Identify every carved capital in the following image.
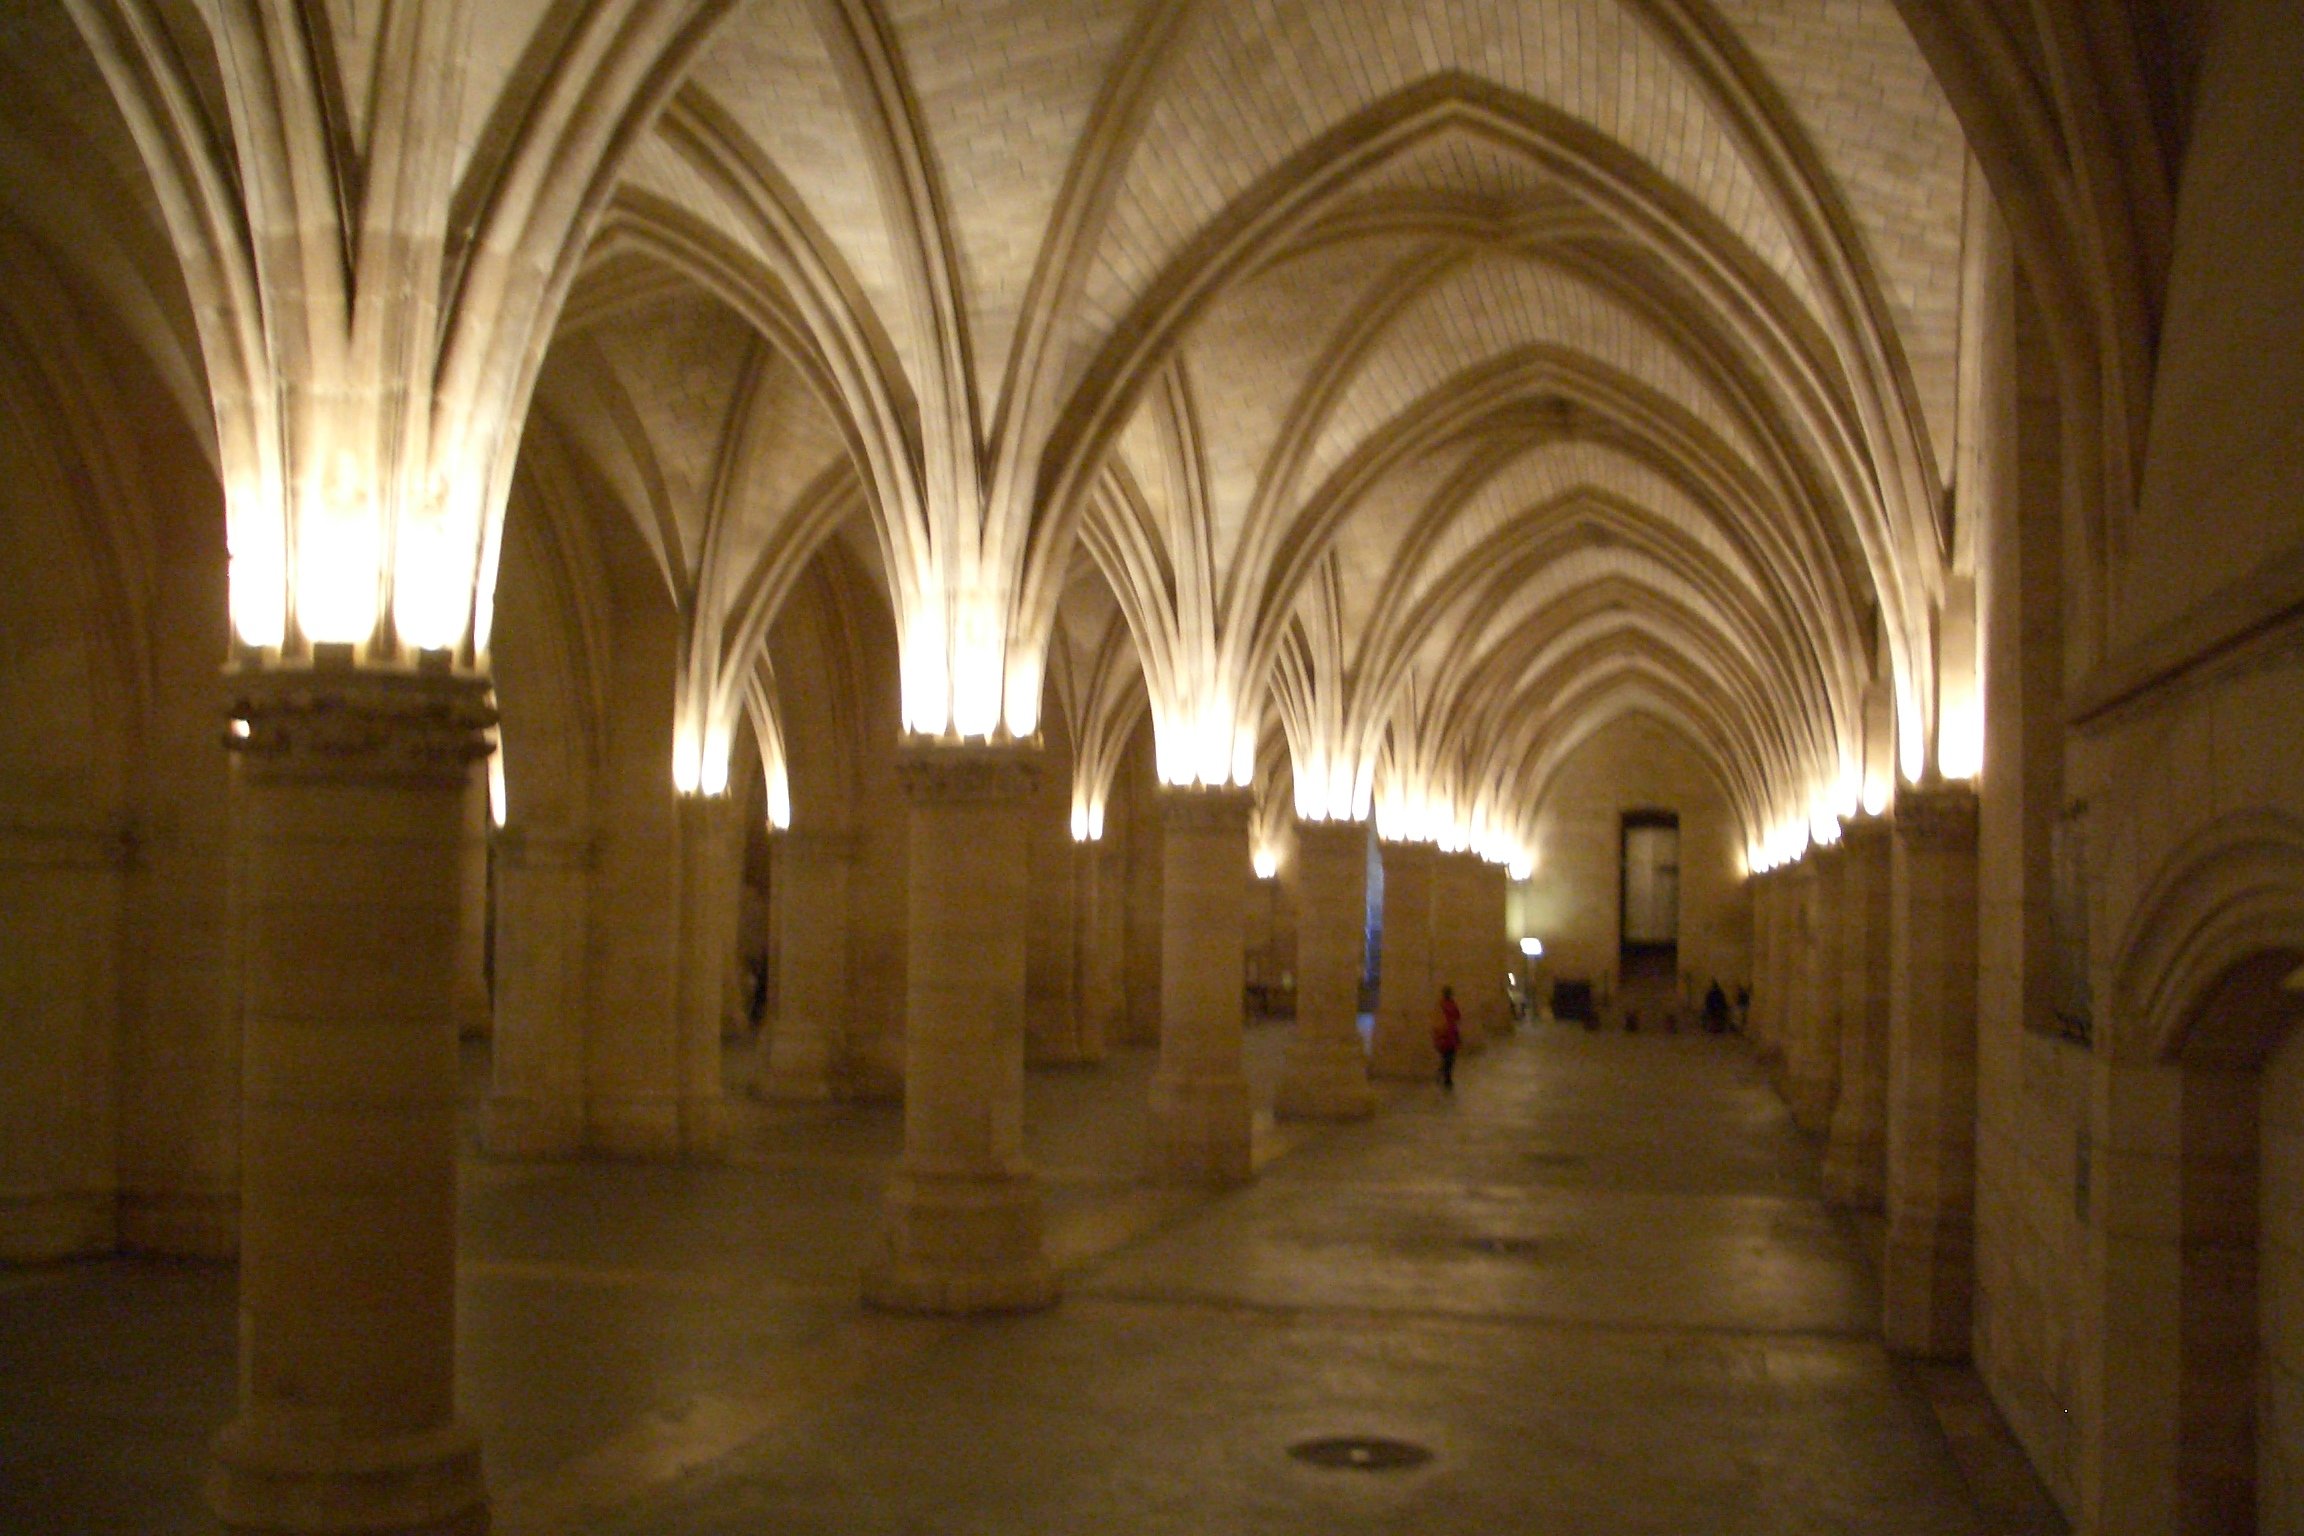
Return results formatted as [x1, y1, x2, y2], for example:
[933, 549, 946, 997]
[1158, 784, 1254, 834]
[894, 739, 1041, 806]
[495, 821, 595, 871]
[776, 827, 862, 863]
[1840, 812, 1892, 853]
[1893, 783, 1979, 853]
[226, 655, 493, 789]
[1378, 838, 1438, 877]
[1294, 818, 1370, 868]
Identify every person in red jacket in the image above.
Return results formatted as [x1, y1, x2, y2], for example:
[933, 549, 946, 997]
[1433, 985, 1463, 1090]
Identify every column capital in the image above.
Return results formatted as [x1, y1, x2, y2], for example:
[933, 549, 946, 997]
[495, 821, 594, 870]
[1840, 812, 1893, 852]
[1893, 783, 1979, 852]
[226, 654, 493, 787]
[1293, 817, 1370, 862]
[894, 739, 1041, 805]
[1377, 837, 1439, 869]
[1157, 783, 1254, 833]
[1809, 839, 1847, 875]
[775, 826, 862, 862]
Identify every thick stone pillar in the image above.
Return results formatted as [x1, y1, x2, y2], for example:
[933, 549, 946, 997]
[1431, 852, 1486, 1052]
[1823, 815, 1892, 1206]
[1785, 848, 1844, 1133]
[1071, 839, 1116, 1062]
[209, 656, 490, 1536]
[1274, 819, 1375, 1120]
[485, 822, 592, 1156]
[754, 829, 854, 1102]
[1479, 861, 1514, 1038]
[1026, 825, 1094, 1066]
[1147, 787, 1255, 1184]
[1883, 782, 1980, 1358]
[671, 795, 736, 1157]
[1370, 840, 1437, 1080]
[451, 774, 491, 1040]
[1748, 871, 1782, 1063]
[865, 742, 1053, 1313]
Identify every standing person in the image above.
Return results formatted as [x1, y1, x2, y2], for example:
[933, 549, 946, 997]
[1433, 985, 1463, 1090]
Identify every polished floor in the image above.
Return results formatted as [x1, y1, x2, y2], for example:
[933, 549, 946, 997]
[0, 1020, 2063, 1534]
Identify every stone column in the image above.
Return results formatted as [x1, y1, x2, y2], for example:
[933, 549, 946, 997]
[865, 741, 1054, 1313]
[754, 829, 854, 1102]
[1431, 852, 1486, 1052]
[1480, 861, 1515, 1038]
[672, 794, 736, 1158]
[209, 654, 490, 1536]
[1370, 840, 1437, 1080]
[1748, 872, 1782, 1063]
[1070, 839, 1115, 1062]
[1883, 782, 1980, 1358]
[1147, 787, 1255, 1184]
[485, 822, 592, 1156]
[1026, 822, 1093, 1066]
[1785, 848, 1845, 1133]
[451, 774, 491, 1040]
[1274, 819, 1375, 1120]
[1823, 815, 1892, 1207]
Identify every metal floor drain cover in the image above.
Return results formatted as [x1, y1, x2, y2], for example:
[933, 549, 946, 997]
[1289, 1436, 1433, 1472]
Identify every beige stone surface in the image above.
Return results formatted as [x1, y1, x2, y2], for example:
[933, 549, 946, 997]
[3, 3, 2301, 1530]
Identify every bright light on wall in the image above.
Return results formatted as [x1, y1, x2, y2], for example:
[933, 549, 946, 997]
[393, 495, 474, 652]
[1861, 771, 1892, 817]
[1938, 703, 1984, 781]
[226, 474, 287, 647]
[1508, 853, 1535, 881]
[1519, 936, 1544, 958]
[1251, 846, 1279, 880]
[766, 757, 792, 830]
[487, 747, 507, 829]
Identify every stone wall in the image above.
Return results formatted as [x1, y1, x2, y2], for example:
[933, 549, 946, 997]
[1522, 712, 1750, 1004]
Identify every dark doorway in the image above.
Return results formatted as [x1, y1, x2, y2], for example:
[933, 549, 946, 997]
[1620, 810, 1680, 986]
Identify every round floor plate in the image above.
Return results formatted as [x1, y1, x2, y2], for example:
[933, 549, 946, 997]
[1288, 1436, 1434, 1472]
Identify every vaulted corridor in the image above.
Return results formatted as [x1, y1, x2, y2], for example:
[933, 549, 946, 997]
[5, 1022, 2058, 1534]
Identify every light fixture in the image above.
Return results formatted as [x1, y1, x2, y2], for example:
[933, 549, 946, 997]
[1519, 936, 1544, 958]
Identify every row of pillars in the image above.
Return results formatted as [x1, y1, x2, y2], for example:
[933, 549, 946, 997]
[1748, 783, 1980, 1359]
[207, 673, 1514, 1534]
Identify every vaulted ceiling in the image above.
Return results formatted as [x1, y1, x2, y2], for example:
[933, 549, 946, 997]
[6, 0, 1998, 868]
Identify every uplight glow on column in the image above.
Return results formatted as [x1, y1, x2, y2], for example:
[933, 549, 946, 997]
[295, 456, 383, 644]
[765, 756, 792, 830]
[393, 496, 476, 653]
[1251, 846, 1280, 880]
[226, 474, 288, 648]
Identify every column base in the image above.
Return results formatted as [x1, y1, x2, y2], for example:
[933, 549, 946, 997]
[1820, 1127, 1886, 1209]
[864, 1167, 1057, 1314]
[0, 1191, 116, 1263]
[1273, 1042, 1375, 1121]
[483, 1093, 582, 1158]
[1883, 1210, 1974, 1358]
[1367, 1015, 1433, 1081]
[753, 1067, 833, 1102]
[117, 1190, 239, 1259]
[752, 1033, 834, 1102]
[1784, 1070, 1838, 1135]
[582, 1096, 725, 1160]
[834, 1038, 905, 1102]
[1146, 1074, 1254, 1184]
[208, 1415, 486, 1536]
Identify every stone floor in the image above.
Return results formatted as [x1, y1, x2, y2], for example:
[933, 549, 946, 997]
[0, 1020, 2064, 1534]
